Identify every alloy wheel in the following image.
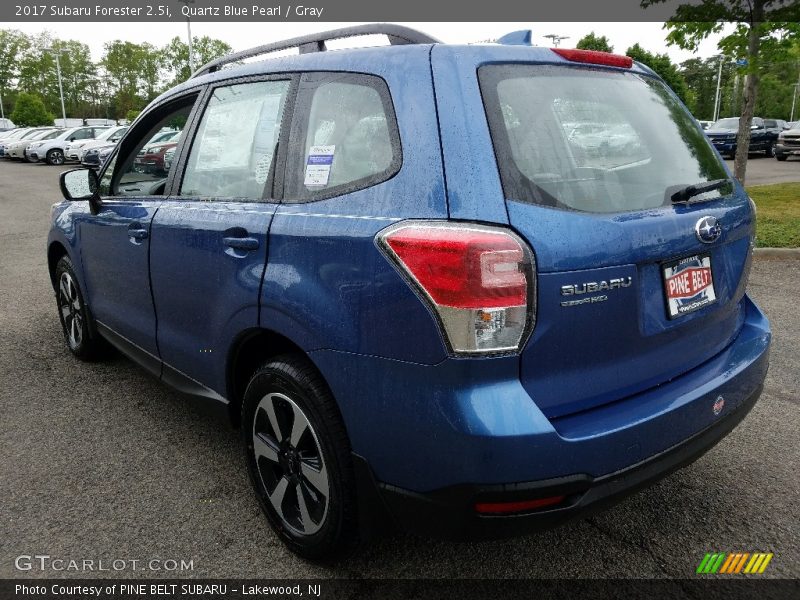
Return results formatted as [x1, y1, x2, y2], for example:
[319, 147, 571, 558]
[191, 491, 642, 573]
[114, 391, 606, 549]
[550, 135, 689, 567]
[252, 392, 329, 536]
[49, 149, 65, 165]
[58, 272, 83, 349]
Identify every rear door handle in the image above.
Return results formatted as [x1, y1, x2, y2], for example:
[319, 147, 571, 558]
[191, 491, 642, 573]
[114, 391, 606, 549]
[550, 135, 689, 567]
[128, 223, 149, 241]
[223, 237, 259, 251]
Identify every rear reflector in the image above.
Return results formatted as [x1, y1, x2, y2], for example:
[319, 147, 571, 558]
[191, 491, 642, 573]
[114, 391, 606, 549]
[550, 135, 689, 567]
[551, 48, 633, 69]
[475, 496, 565, 515]
[377, 222, 535, 355]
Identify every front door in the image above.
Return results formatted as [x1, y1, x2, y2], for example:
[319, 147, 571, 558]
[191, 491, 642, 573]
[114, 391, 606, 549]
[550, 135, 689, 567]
[79, 94, 200, 368]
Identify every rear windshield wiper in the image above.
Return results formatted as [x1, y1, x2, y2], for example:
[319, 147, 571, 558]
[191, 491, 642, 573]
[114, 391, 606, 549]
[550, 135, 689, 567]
[671, 178, 731, 204]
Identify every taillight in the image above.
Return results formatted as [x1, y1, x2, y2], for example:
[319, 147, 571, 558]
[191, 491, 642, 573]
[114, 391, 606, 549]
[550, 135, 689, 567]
[377, 222, 535, 355]
[551, 48, 633, 69]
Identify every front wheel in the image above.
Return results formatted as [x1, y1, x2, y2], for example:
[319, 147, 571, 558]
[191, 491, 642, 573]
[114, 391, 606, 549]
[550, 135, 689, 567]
[47, 148, 65, 165]
[242, 355, 358, 560]
[54, 256, 108, 360]
[775, 153, 788, 162]
[766, 142, 776, 158]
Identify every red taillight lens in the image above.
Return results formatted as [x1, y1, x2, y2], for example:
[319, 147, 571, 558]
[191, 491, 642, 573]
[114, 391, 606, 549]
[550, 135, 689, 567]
[551, 48, 633, 69]
[383, 228, 526, 309]
[475, 495, 565, 515]
[378, 222, 535, 355]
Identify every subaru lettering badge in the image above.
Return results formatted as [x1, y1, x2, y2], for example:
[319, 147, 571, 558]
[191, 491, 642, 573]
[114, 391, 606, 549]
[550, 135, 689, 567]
[695, 216, 722, 244]
[713, 396, 725, 416]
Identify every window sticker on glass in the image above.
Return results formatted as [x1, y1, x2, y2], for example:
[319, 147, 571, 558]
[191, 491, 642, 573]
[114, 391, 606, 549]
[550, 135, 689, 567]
[304, 145, 335, 186]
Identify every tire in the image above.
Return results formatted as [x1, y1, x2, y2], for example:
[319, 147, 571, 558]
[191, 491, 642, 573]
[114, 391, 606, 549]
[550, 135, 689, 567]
[766, 142, 775, 158]
[47, 148, 65, 166]
[776, 153, 788, 162]
[241, 355, 358, 560]
[54, 256, 107, 361]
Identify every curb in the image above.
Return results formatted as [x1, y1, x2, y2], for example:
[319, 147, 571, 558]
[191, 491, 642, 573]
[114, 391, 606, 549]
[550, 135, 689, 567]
[754, 247, 800, 259]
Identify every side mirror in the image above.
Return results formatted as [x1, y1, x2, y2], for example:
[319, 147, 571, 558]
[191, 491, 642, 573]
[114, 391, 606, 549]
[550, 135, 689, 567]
[751, 124, 761, 130]
[60, 168, 99, 203]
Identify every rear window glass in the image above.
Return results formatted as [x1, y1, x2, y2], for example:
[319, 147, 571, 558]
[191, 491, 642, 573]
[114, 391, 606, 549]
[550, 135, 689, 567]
[480, 65, 728, 213]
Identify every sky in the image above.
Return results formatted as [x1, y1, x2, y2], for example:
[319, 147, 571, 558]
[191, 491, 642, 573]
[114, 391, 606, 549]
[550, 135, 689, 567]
[7, 21, 732, 64]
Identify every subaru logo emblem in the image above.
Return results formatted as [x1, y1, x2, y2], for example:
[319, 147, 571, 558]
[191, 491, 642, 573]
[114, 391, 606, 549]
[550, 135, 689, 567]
[712, 396, 725, 416]
[695, 216, 722, 244]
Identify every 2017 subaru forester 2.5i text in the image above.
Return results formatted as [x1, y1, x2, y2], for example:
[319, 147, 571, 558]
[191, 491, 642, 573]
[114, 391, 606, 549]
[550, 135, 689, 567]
[48, 25, 770, 559]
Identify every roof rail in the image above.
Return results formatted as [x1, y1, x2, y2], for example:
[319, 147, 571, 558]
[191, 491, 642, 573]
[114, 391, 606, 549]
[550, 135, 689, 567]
[191, 23, 441, 79]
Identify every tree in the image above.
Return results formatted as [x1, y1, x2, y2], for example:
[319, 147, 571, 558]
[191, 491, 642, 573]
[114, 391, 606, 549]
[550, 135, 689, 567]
[163, 36, 232, 86]
[626, 43, 690, 104]
[642, 0, 800, 184]
[10, 92, 54, 126]
[680, 56, 736, 120]
[0, 29, 30, 115]
[101, 40, 147, 117]
[576, 32, 614, 52]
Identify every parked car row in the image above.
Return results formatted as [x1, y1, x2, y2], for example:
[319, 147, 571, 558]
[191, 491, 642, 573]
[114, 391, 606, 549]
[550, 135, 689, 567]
[704, 117, 795, 160]
[0, 125, 111, 164]
[0, 125, 181, 169]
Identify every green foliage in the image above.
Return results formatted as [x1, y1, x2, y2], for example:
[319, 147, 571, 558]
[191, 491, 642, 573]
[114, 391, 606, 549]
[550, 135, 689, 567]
[10, 92, 54, 126]
[576, 32, 614, 53]
[680, 56, 737, 119]
[0, 29, 232, 120]
[125, 109, 141, 122]
[163, 36, 232, 86]
[626, 43, 690, 104]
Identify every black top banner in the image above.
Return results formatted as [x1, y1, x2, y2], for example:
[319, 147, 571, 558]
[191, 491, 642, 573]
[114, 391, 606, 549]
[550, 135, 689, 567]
[0, 0, 776, 23]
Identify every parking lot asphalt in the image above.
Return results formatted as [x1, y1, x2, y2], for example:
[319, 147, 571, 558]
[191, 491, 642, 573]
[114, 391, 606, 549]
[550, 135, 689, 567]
[724, 154, 800, 186]
[1, 159, 798, 579]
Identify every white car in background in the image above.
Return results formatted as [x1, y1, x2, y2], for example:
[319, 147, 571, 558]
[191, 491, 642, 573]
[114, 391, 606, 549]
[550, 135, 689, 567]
[65, 125, 128, 162]
[28, 125, 108, 165]
[0, 128, 37, 155]
[5, 128, 61, 160]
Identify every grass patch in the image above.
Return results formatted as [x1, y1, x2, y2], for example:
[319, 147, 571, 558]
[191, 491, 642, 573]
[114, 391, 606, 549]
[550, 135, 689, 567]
[745, 182, 800, 248]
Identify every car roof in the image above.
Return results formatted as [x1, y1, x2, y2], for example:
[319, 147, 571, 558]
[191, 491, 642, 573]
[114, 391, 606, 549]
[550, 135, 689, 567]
[148, 26, 654, 109]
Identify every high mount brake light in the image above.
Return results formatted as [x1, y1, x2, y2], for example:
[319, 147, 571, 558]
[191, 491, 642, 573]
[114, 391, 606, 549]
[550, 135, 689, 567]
[377, 222, 535, 355]
[551, 48, 633, 69]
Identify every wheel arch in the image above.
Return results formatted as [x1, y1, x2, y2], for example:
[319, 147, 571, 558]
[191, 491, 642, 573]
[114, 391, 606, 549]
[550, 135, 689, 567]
[226, 328, 333, 429]
[47, 241, 70, 290]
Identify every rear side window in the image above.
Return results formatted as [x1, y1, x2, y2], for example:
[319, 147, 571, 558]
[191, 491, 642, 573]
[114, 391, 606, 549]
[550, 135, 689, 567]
[284, 72, 400, 202]
[180, 80, 290, 200]
[480, 65, 728, 213]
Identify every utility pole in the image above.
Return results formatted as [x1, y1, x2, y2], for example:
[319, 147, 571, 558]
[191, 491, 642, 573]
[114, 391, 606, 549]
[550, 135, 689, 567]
[44, 46, 68, 125]
[178, 0, 196, 75]
[713, 57, 723, 122]
[791, 83, 799, 123]
[0, 87, 5, 121]
[544, 34, 570, 48]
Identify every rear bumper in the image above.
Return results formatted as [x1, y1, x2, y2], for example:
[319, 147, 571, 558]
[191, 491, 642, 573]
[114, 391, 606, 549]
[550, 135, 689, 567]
[377, 381, 762, 540]
[313, 295, 769, 540]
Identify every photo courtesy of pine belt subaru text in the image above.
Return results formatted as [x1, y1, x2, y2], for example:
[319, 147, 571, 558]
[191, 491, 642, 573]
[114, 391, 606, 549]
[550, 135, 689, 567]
[47, 24, 771, 560]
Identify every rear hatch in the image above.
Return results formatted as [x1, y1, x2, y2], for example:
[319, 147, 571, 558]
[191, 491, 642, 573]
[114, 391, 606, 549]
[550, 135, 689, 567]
[478, 58, 754, 419]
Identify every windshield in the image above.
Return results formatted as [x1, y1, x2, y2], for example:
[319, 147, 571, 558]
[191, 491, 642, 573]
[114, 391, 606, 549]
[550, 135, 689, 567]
[42, 129, 65, 140]
[27, 129, 56, 141]
[480, 65, 728, 213]
[97, 126, 124, 140]
[711, 118, 739, 130]
[21, 129, 47, 139]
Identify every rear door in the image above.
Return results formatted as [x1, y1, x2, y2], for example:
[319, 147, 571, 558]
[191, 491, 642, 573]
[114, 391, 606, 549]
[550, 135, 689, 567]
[79, 93, 200, 367]
[148, 76, 295, 397]
[436, 49, 755, 419]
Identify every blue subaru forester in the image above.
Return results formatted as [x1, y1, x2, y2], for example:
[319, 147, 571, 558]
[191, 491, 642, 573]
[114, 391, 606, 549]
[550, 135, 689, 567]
[48, 25, 771, 559]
